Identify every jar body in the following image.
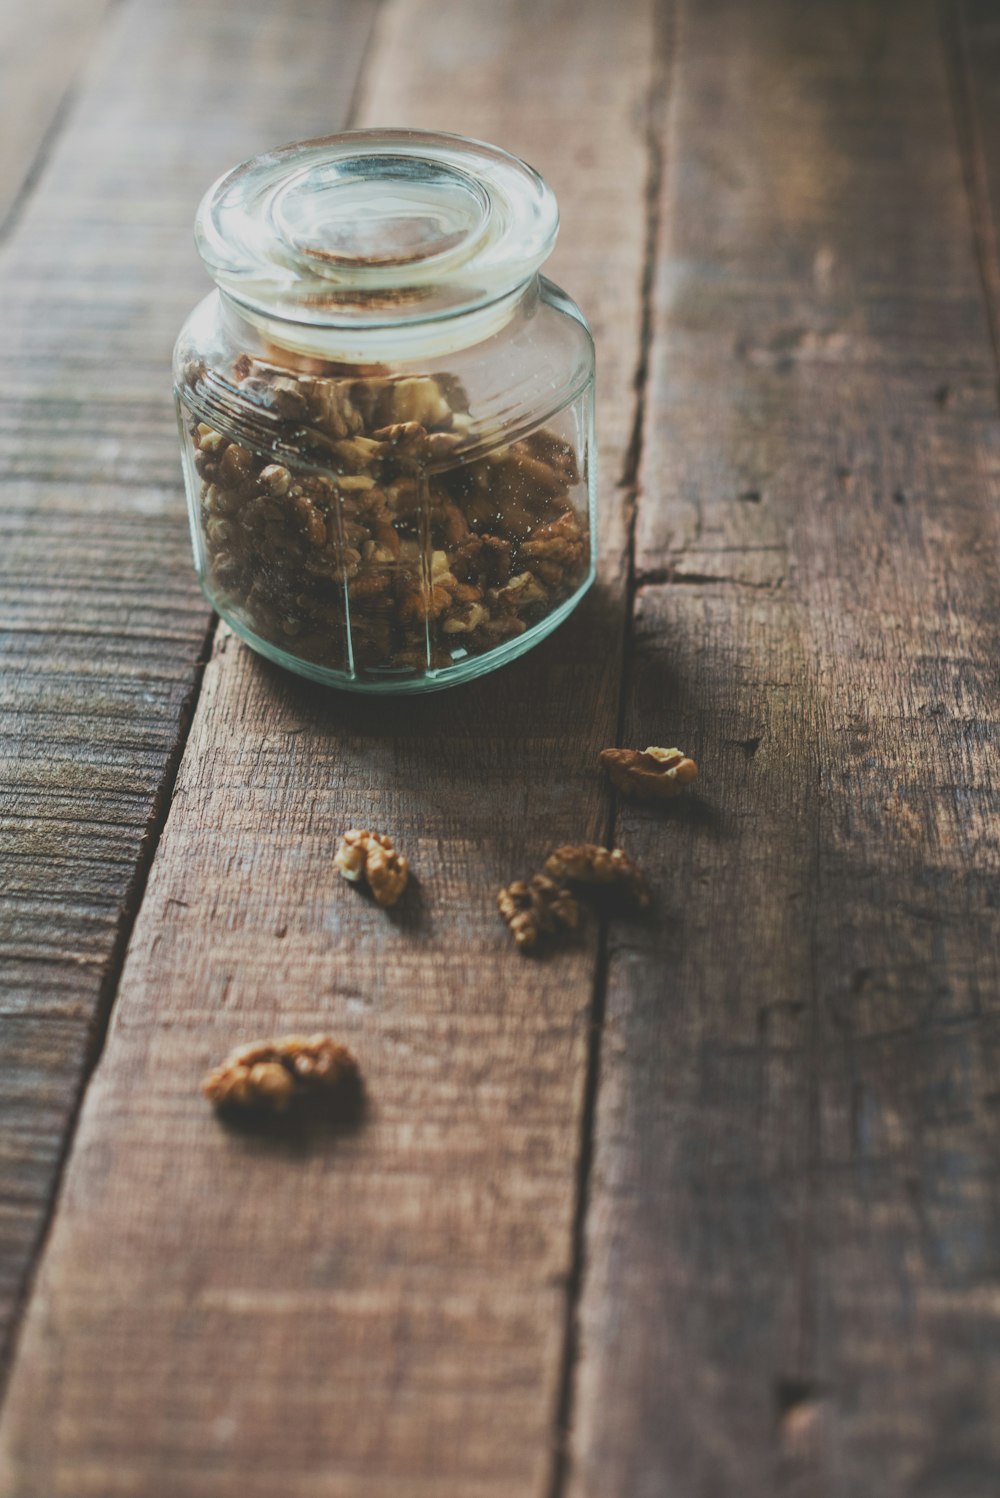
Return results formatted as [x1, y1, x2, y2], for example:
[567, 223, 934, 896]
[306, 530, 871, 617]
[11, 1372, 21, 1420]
[174, 281, 595, 692]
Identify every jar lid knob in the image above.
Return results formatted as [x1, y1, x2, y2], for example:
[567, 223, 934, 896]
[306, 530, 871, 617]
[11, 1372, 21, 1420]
[195, 129, 559, 328]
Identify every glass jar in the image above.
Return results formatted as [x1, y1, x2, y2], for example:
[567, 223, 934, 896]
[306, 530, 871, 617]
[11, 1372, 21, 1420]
[173, 130, 596, 693]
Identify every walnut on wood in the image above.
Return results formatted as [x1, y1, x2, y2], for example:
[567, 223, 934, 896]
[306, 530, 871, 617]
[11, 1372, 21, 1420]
[335, 828, 409, 907]
[202, 1035, 359, 1113]
[600, 745, 698, 801]
[497, 873, 580, 950]
[543, 843, 650, 909]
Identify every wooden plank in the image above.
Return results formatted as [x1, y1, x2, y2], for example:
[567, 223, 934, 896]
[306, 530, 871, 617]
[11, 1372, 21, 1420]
[0, 0, 111, 230]
[0, 1, 656, 1495]
[569, 1, 1000, 1495]
[956, 0, 1000, 335]
[0, 0, 376, 1378]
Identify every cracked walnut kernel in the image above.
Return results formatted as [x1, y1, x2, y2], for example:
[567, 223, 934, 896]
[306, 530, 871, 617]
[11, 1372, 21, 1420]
[543, 843, 650, 909]
[202, 1034, 358, 1113]
[600, 746, 699, 801]
[497, 873, 579, 950]
[336, 828, 409, 907]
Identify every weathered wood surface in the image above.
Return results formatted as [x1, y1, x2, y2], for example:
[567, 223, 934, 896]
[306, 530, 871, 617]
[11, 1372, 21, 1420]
[570, 2, 1000, 1495]
[0, 0, 376, 1378]
[5, 0, 1000, 1493]
[0, 0, 110, 229]
[958, 0, 1000, 332]
[0, 1, 655, 1496]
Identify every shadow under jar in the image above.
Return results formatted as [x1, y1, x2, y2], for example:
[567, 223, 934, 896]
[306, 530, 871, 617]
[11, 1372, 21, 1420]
[173, 130, 596, 692]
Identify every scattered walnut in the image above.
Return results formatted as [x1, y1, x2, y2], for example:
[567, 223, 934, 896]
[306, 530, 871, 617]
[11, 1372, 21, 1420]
[335, 828, 409, 907]
[497, 872, 579, 950]
[600, 746, 699, 801]
[202, 1034, 358, 1113]
[543, 843, 650, 909]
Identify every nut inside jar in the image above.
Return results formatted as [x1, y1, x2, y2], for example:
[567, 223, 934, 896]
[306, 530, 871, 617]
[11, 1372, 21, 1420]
[178, 356, 591, 681]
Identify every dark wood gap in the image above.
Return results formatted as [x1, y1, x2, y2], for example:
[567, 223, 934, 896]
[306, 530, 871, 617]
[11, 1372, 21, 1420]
[0, 0, 118, 239]
[0, 612, 214, 1400]
[945, 0, 1000, 374]
[1, 86, 83, 245]
[546, 3, 677, 1493]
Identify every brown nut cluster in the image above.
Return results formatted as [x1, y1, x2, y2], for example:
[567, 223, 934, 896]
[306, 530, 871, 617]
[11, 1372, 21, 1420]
[181, 357, 589, 676]
[499, 843, 649, 951]
[600, 746, 699, 802]
[202, 1034, 358, 1113]
[335, 828, 409, 907]
[497, 873, 580, 950]
[544, 843, 651, 910]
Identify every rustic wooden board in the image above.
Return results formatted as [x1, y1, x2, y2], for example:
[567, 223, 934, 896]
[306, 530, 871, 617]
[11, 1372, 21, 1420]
[0, 0, 376, 1378]
[569, 2, 1000, 1495]
[0, 1, 655, 1495]
[0, 0, 111, 230]
[957, 0, 1000, 332]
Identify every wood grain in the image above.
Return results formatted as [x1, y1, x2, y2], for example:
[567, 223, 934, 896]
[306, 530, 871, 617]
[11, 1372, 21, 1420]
[956, 0, 1000, 338]
[569, 2, 1000, 1495]
[0, 0, 111, 230]
[0, 1, 656, 1494]
[0, 0, 376, 1378]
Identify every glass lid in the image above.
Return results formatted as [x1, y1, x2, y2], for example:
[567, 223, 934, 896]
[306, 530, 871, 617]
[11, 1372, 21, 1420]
[195, 129, 560, 327]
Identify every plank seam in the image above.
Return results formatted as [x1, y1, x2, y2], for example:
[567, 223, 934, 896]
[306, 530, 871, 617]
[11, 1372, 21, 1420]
[545, 4, 676, 1493]
[0, 0, 125, 248]
[0, 91, 81, 248]
[943, 0, 1000, 382]
[0, 611, 215, 1399]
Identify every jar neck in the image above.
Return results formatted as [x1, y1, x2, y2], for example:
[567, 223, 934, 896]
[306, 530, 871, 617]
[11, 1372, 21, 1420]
[219, 276, 540, 367]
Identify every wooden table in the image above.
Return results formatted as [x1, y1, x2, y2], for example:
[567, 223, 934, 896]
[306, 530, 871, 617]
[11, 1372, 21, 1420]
[2, 1, 999, 1493]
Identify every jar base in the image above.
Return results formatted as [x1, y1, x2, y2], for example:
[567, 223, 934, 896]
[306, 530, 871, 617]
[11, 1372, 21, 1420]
[208, 570, 595, 694]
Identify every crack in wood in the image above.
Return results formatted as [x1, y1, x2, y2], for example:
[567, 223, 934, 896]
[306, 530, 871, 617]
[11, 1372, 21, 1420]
[546, 6, 675, 1496]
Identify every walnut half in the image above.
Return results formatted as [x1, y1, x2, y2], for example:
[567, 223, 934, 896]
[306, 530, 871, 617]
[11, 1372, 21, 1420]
[335, 828, 409, 907]
[600, 746, 698, 802]
[202, 1034, 358, 1113]
[543, 843, 650, 909]
[498, 873, 579, 950]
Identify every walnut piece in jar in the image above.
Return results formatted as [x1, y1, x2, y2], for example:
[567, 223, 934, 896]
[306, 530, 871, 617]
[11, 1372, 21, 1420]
[497, 873, 579, 950]
[335, 828, 409, 907]
[543, 843, 650, 909]
[600, 746, 699, 802]
[202, 1034, 359, 1113]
